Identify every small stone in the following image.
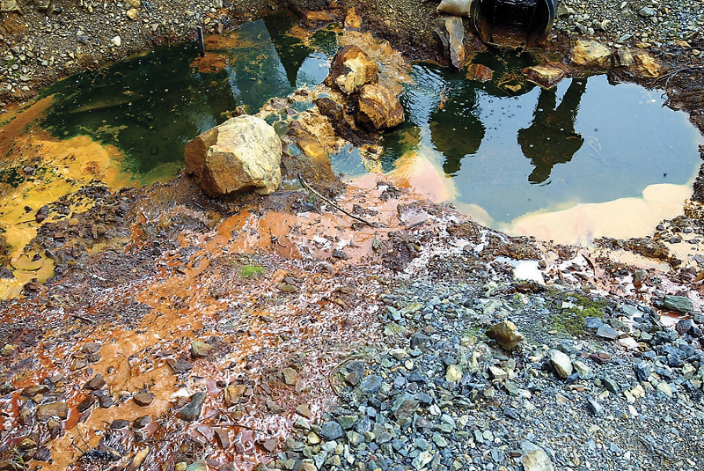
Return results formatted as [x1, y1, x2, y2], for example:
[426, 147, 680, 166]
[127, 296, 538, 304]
[521, 441, 556, 471]
[296, 404, 312, 419]
[81, 342, 101, 354]
[488, 366, 508, 381]
[320, 421, 344, 440]
[133, 415, 151, 429]
[282, 367, 298, 385]
[111, 419, 130, 429]
[360, 375, 383, 394]
[446, 365, 463, 383]
[77, 395, 96, 413]
[126, 7, 138, 19]
[587, 398, 604, 416]
[133, 391, 155, 407]
[111, 36, 122, 47]
[191, 341, 214, 358]
[178, 392, 206, 421]
[486, 321, 524, 350]
[36, 402, 68, 421]
[167, 358, 193, 375]
[661, 295, 693, 314]
[584, 317, 604, 330]
[84, 374, 106, 390]
[266, 400, 283, 414]
[601, 377, 620, 394]
[186, 461, 207, 471]
[214, 428, 230, 449]
[224, 384, 246, 406]
[596, 324, 620, 340]
[549, 350, 573, 379]
[656, 382, 672, 397]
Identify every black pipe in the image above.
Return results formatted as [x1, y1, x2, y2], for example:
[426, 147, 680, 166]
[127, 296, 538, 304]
[196, 26, 206, 57]
[469, 0, 558, 47]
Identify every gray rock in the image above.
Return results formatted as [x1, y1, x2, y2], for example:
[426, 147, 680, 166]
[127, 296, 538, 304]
[596, 324, 620, 340]
[584, 317, 604, 330]
[661, 295, 693, 314]
[178, 392, 206, 421]
[587, 398, 604, 416]
[320, 421, 344, 440]
[360, 375, 383, 394]
[434, 16, 466, 70]
[639, 7, 657, 17]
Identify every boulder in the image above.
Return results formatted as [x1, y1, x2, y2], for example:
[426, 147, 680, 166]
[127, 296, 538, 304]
[486, 321, 524, 350]
[434, 16, 466, 70]
[356, 84, 404, 131]
[185, 115, 282, 197]
[326, 45, 378, 95]
[571, 40, 612, 67]
[523, 66, 565, 89]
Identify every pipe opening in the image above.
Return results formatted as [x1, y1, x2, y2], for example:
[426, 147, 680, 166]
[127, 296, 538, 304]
[471, 0, 557, 48]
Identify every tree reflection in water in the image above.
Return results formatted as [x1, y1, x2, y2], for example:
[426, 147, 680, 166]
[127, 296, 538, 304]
[518, 79, 587, 184]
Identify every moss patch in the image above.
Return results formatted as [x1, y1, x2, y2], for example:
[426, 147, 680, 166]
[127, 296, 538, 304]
[240, 265, 265, 278]
[549, 293, 607, 338]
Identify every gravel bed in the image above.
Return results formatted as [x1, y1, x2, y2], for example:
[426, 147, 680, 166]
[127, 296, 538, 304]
[278, 275, 704, 471]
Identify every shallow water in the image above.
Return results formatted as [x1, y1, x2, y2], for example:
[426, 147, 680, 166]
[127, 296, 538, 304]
[39, 13, 332, 183]
[378, 53, 704, 227]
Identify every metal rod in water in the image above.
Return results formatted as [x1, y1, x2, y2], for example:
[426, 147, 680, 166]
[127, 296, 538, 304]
[196, 26, 206, 57]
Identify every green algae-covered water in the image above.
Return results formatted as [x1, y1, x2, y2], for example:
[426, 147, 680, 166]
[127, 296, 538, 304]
[40, 13, 334, 182]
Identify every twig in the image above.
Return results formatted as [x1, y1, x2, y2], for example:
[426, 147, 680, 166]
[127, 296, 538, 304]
[69, 313, 96, 324]
[656, 66, 704, 86]
[407, 219, 427, 229]
[298, 174, 376, 228]
[328, 354, 364, 398]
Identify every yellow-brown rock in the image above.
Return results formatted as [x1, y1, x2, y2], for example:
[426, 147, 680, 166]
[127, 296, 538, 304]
[571, 39, 612, 67]
[523, 66, 565, 89]
[326, 45, 378, 95]
[633, 52, 662, 78]
[356, 84, 404, 131]
[185, 115, 282, 197]
[345, 7, 362, 29]
[486, 321, 524, 350]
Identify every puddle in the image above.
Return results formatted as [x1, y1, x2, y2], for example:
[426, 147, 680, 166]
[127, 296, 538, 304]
[37, 12, 333, 183]
[375, 52, 704, 242]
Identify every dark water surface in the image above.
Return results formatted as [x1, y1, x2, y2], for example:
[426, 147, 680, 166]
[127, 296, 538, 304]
[40, 13, 333, 182]
[37, 16, 702, 225]
[379, 53, 703, 223]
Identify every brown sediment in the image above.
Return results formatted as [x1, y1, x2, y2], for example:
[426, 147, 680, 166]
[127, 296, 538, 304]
[388, 151, 457, 203]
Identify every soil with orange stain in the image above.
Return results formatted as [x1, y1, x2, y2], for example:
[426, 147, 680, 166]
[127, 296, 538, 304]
[0, 172, 480, 470]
